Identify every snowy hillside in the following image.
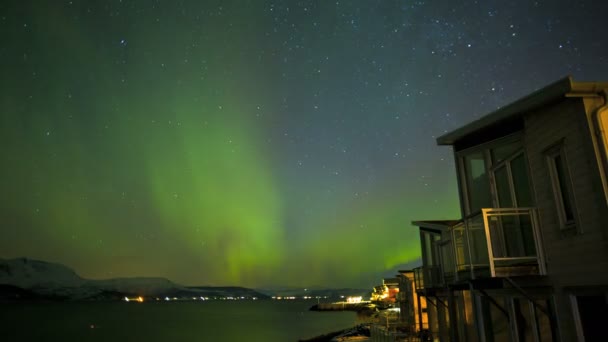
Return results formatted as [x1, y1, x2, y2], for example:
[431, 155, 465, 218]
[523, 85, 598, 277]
[0, 257, 85, 288]
[0, 258, 268, 301]
[0, 258, 182, 299]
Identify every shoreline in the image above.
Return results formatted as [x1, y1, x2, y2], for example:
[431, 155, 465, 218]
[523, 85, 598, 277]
[309, 302, 376, 314]
[298, 324, 371, 342]
[301, 304, 376, 341]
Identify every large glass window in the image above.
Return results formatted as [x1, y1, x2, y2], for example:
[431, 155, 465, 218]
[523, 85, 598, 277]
[488, 149, 536, 258]
[461, 138, 531, 214]
[492, 140, 520, 164]
[490, 139, 532, 209]
[494, 166, 513, 207]
[421, 231, 441, 267]
[510, 153, 533, 207]
[463, 152, 492, 213]
[439, 240, 455, 279]
[423, 232, 434, 266]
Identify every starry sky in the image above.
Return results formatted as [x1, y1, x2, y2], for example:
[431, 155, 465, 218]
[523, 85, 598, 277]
[1, 0, 608, 288]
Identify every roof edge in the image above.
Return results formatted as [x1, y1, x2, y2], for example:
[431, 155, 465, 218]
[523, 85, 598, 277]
[411, 220, 459, 231]
[436, 76, 575, 146]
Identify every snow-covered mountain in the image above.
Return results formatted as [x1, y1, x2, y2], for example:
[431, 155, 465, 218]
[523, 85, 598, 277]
[0, 257, 181, 300]
[0, 257, 85, 288]
[0, 258, 267, 301]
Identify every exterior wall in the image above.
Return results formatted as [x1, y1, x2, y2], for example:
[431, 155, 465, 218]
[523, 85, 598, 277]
[475, 289, 555, 342]
[582, 96, 608, 240]
[422, 83, 608, 341]
[524, 97, 608, 340]
[524, 97, 608, 284]
[398, 272, 429, 334]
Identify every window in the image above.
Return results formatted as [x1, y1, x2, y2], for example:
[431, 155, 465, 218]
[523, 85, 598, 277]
[421, 231, 441, 266]
[491, 140, 521, 164]
[458, 135, 529, 215]
[545, 143, 577, 230]
[491, 151, 533, 208]
[462, 151, 492, 213]
[572, 293, 608, 342]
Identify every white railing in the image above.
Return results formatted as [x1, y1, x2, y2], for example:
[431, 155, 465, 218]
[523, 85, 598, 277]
[447, 208, 545, 280]
[482, 208, 546, 277]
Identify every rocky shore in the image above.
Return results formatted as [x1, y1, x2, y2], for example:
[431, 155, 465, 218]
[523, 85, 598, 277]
[309, 302, 376, 314]
[300, 303, 377, 341]
[298, 324, 370, 342]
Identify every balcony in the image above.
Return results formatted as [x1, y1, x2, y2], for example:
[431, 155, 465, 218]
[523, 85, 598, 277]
[413, 266, 444, 291]
[447, 208, 546, 281]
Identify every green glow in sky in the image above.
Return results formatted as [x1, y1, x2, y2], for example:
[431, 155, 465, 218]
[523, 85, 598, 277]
[144, 102, 285, 285]
[0, 1, 463, 288]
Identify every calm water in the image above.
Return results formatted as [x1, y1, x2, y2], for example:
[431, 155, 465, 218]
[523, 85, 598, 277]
[0, 300, 357, 341]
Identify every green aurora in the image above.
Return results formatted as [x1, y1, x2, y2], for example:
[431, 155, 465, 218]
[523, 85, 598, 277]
[0, 1, 464, 287]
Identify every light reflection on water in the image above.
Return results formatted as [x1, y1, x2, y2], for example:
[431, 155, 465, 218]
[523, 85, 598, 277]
[0, 300, 357, 341]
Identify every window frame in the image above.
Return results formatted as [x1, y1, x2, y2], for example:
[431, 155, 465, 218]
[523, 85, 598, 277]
[544, 141, 578, 231]
[456, 134, 526, 215]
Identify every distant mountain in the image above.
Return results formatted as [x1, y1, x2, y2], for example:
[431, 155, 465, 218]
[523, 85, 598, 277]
[0, 257, 268, 301]
[0, 257, 85, 288]
[186, 286, 268, 299]
[87, 277, 179, 296]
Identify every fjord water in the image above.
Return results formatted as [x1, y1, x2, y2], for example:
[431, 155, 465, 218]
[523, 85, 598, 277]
[0, 300, 356, 341]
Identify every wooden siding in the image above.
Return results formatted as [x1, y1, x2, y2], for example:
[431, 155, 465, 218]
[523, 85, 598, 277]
[524, 97, 608, 287]
[517, 97, 608, 341]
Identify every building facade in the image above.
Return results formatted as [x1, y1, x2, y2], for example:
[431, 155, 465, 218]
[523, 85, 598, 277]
[397, 270, 428, 334]
[412, 77, 608, 341]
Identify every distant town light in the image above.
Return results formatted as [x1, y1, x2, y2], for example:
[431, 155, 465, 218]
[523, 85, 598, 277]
[346, 296, 363, 303]
[125, 296, 144, 303]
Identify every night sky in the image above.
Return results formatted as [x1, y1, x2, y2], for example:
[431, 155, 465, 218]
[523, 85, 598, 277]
[1, 1, 608, 288]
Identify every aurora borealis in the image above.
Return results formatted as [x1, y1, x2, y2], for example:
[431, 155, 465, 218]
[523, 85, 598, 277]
[2, 1, 608, 288]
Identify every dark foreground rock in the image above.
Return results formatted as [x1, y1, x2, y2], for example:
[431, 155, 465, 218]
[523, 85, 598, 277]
[299, 324, 370, 342]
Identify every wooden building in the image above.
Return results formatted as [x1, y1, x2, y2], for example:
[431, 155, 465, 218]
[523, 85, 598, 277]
[411, 77, 608, 341]
[397, 270, 429, 334]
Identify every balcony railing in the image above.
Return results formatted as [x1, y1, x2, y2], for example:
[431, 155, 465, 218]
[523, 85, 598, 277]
[483, 208, 546, 277]
[413, 266, 444, 291]
[449, 208, 546, 281]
